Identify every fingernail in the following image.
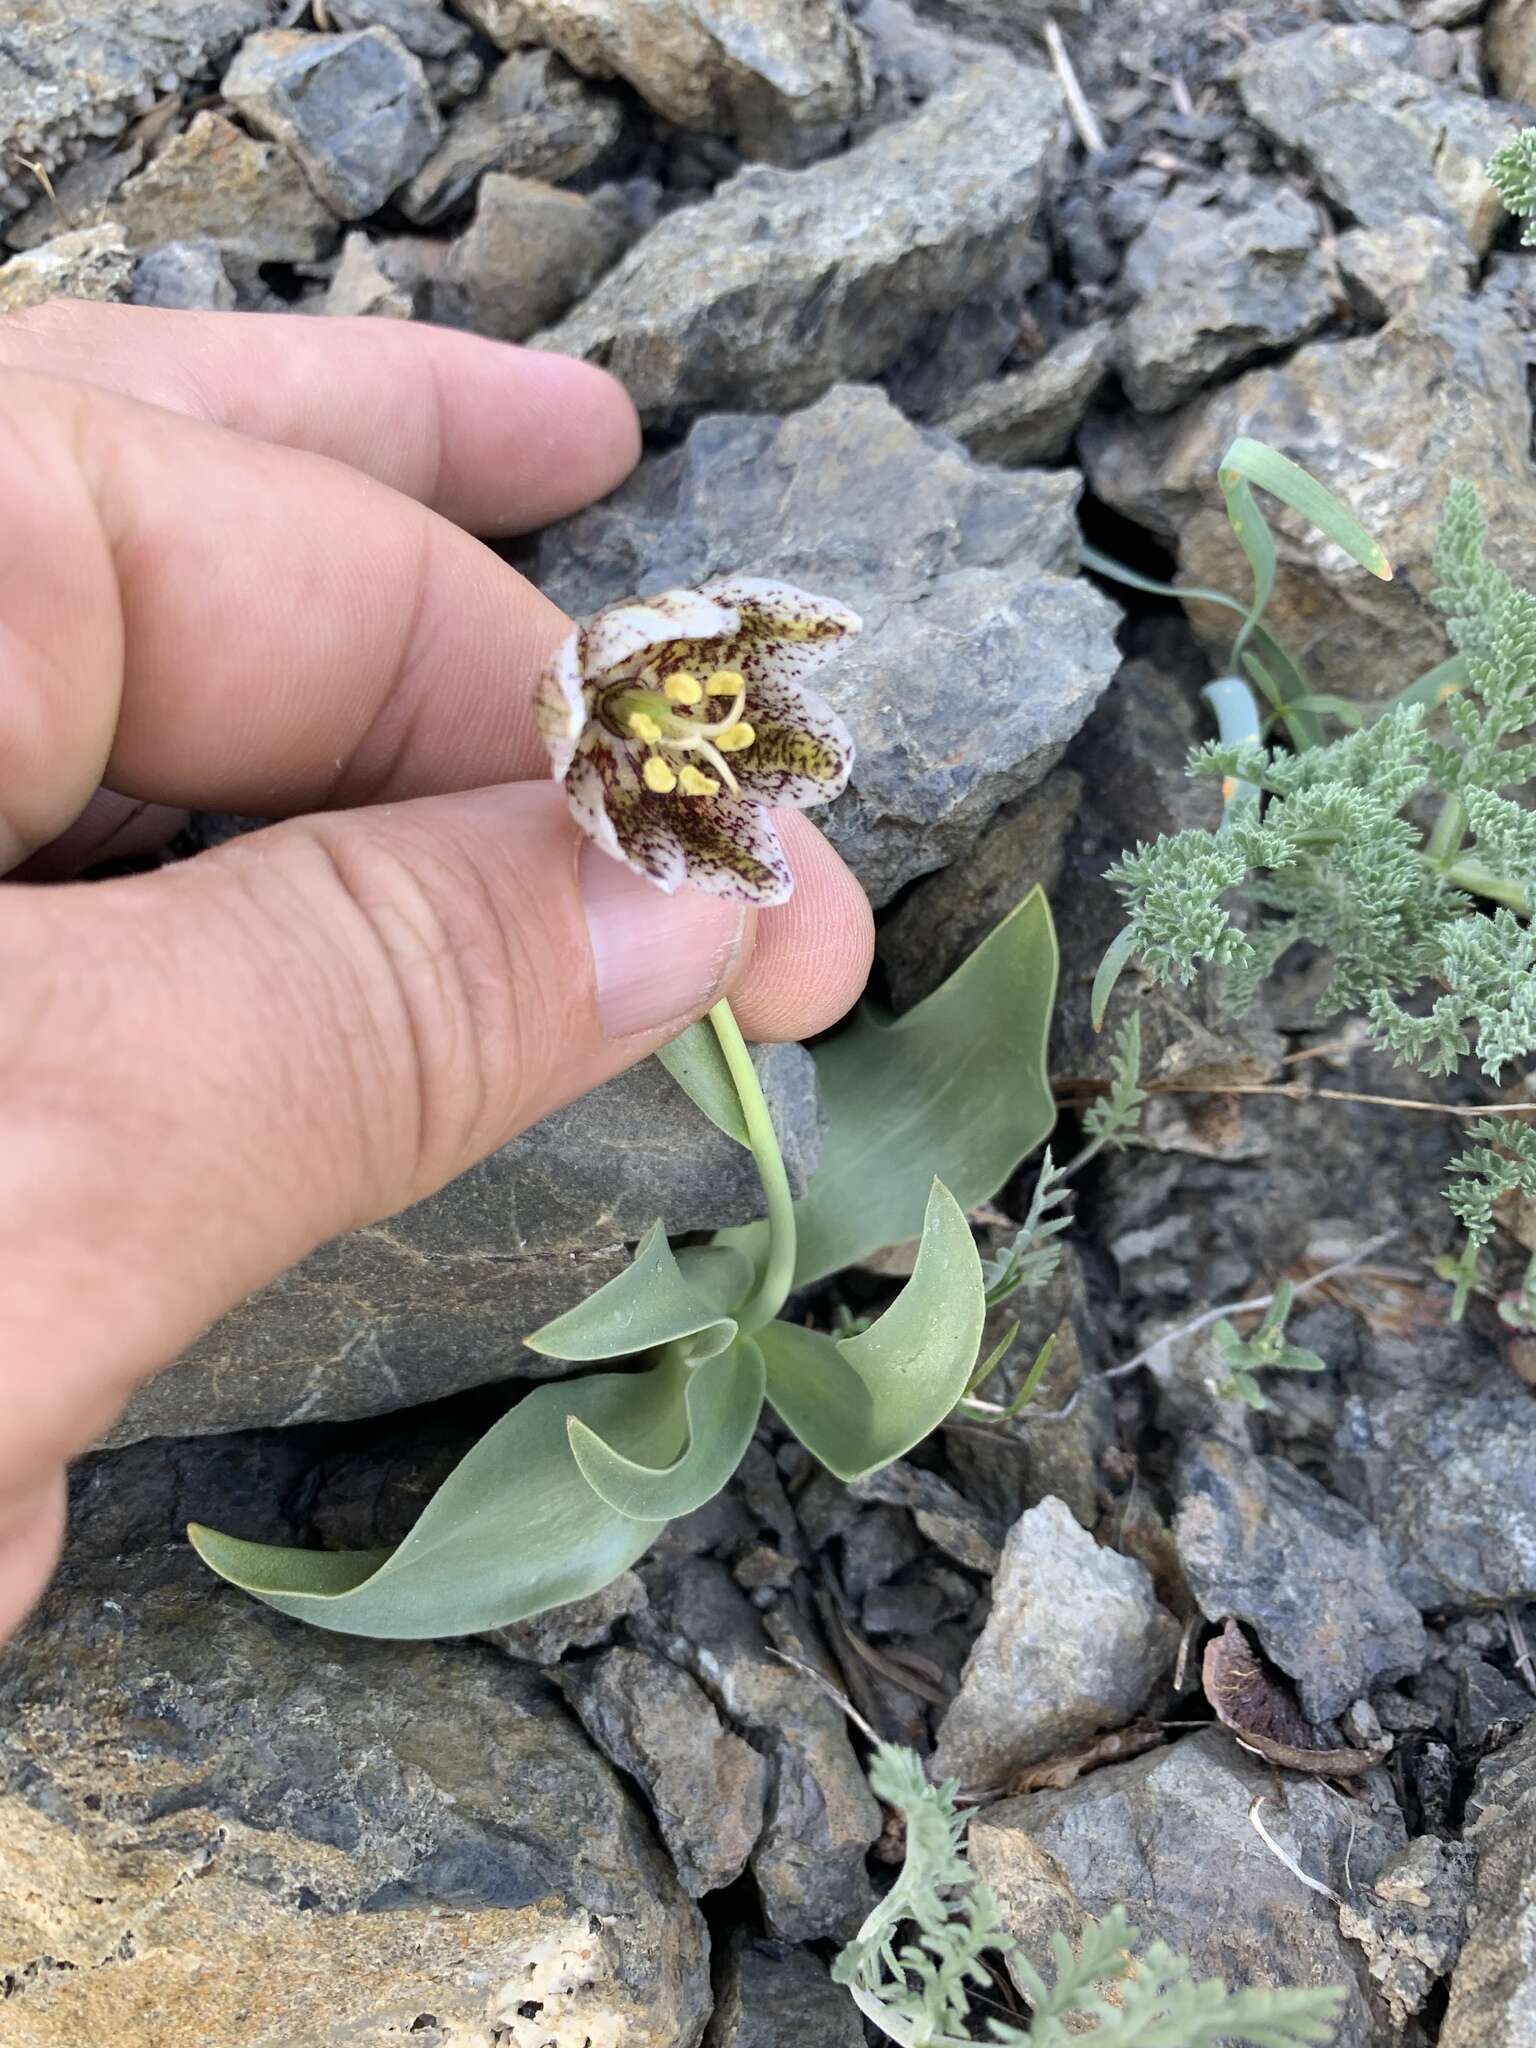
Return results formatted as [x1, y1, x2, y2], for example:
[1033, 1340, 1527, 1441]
[581, 842, 746, 1037]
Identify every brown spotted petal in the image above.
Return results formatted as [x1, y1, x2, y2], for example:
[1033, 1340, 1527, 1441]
[727, 667, 854, 810]
[533, 626, 590, 782]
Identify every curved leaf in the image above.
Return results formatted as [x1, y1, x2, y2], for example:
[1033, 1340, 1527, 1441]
[1219, 436, 1393, 581]
[761, 1181, 984, 1480]
[1201, 674, 1264, 819]
[675, 1243, 757, 1318]
[189, 1367, 673, 1638]
[569, 1338, 766, 1519]
[725, 888, 1057, 1287]
[654, 1019, 750, 1146]
[525, 1220, 737, 1361]
[1091, 924, 1140, 1033]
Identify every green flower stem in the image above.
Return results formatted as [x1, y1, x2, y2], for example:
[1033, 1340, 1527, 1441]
[708, 998, 796, 1331]
[1427, 793, 1466, 865]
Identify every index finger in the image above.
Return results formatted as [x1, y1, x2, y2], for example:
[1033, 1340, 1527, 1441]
[0, 302, 640, 536]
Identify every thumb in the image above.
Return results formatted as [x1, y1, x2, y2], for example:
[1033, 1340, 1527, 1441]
[0, 780, 746, 1477]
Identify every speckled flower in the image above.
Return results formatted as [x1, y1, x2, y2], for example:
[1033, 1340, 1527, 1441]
[535, 576, 859, 907]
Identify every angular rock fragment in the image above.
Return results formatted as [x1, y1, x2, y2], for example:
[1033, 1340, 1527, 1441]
[1487, 0, 1536, 104]
[323, 0, 475, 62]
[635, 1556, 880, 1941]
[1340, 1835, 1474, 2025]
[1439, 1717, 1536, 2046]
[932, 1496, 1177, 1789]
[0, 224, 133, 312]
[936, 324, 1112, 465]
[322, 228, 419, 316]
[1335, 1392, 1536, 1609]
[1176, 1436, 1426, 1722]
[434, 170, 623, 340]
[479, 0, 870, 162]
[969, 1727, 1404, 2048]
[108, 1044, 822, 1441]
[223, 26, 442, 219]
[131, 236, 237, 310]
[564, 1647, 769, 1896]
[536, 60, 1061, 424]
[111, 111, 338, 262]
[0, 0, 275, 218]
[535, 383, 1120, 905]
[403, 47, 624, 223]
[0, 1547, 712, 2048]
[1236, 24, 1514, 252]
[1119, 188, 1338, 413]
[707, 1929, 865, 2048]
[484, 1569, 646, 1664]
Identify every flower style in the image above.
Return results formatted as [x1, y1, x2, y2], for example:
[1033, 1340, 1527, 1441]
[535, 576, 859, 906]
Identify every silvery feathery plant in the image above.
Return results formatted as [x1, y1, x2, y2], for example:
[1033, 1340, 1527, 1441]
[834, 1746, 1344, 2047]
[1089, 427, 1536, 1321]
[191, 578, 1063, 1635]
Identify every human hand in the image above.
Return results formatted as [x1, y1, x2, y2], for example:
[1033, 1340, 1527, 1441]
[0, 304, 874, 1644]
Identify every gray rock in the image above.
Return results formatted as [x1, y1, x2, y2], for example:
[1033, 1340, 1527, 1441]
[1334, 213, 1472, 321]
[484, 1568, 646, 1663]
[1456, 1656, 1536, 1752]
[841, 1506, 924, 1602]
[969, 1727, 1405, 2048]
[932, 1496, 1177, 1789]
[1338, 1835, 1475, 2025]
[1081, 272, 1536, 702]
[108, 1043, 823, 1442]
[564, 1646, 769, 1896]
[322, 0, 474, 62]
[403, 48, 624, 223]
[1176, 1436, 1427, 1722]
[1119, 189, 1339, 413]
[223, 27, 442, 220]
[0, 223, 133, 312]
[0, 0, 275, 219]
[484, 0, 870, 163]
[111, 111, 338, 263]
[1440, 1716, 1536, 2046]
[1336, 1392, 1536, 1609]
[706, 1930, 864, 2048]
[0, 1545, 711, 2048]
[131, 236, 237, 310]
[634, 1556, 880, 1940]
[535, 383, 1120, 906]
[848, 1459, 1002, 1573]
[1487, 0, 1536, 103]
[936, 324, 1113, 465]
[535, 59, 1062, 427]
[1235, 24, 1514, 253]
[434, 170, 623, 340]
[879, 771, 1081, 1010]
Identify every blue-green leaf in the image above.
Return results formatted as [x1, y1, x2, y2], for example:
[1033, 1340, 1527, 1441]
[1202, 674, 1264, 819]
[1219, 437, 1394, 581]
[724, 888, 1057, 1287]
[525, 1220, 738, 1361]
[189, 1367, 673, 1638]
[1390, 651, 1467, 713]
[761, 1181, 984, 1480]
[654, 1019, 750, 1146]
[568, 1338, 765, 1519]
[1091, 924, 1139, 1033]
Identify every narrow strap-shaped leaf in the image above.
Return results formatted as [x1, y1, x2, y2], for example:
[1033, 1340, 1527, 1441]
[1219, 437, 1393, 581]
[1390, 650, 1467, 713]
[1091, 924, 1140, 1033]
[1201, 675, 1264, 820]
[568, 1339, 766, 1519]
[189, 1366, 673, 1638]
[1218, 469, 1277, 663]
[525, 1220, 738, 1361]
[761, 1181, 984, 1481]
[654, 1019, 749, 1146]
[1078, 544, 1248, 616]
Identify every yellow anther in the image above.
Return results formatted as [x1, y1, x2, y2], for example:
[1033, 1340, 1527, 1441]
[643, 755, 678, 793]
[716, 722, 755, 752]
[705, 669, 745, 697]
[663, 671, 703, 705]
[677, 764, 720, 797]
[628, 710, 663, 743]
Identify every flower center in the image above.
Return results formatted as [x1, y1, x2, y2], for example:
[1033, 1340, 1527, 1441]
[602, 668, 756, 797]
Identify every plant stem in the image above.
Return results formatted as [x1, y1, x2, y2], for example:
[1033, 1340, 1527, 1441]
[1427, 792, 1466, 865]
[708, 998, 796, 1332]
[1444, 857, 1531, 914]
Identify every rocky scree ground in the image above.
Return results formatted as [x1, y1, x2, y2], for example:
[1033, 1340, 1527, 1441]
[3, 2, 1536, 2044]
